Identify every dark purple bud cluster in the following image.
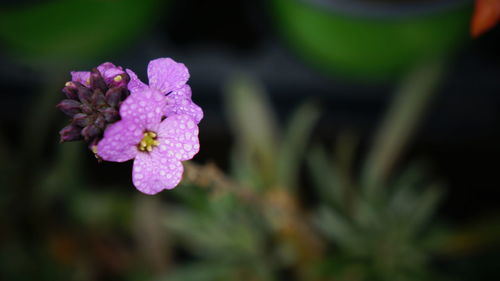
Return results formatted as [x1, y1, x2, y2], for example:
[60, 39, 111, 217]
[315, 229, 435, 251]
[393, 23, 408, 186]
[57, 68, 130, 149]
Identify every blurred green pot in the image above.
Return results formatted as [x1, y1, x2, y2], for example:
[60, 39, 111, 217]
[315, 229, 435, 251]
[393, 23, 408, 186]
[270, 0, 472, 81]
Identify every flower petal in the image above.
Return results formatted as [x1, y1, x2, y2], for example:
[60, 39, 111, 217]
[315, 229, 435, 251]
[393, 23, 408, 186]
[119, 88, 165, 129]
[96, 119, 143, 162]
[132, 151, 184, 194]
[71, 71, 90, 86]
[126, 69, 148, 94]
[157, 114, 200, 161]
[97, 62, 124, 83]
[164, 85, 204, 124]
[147, 58, 189, 94]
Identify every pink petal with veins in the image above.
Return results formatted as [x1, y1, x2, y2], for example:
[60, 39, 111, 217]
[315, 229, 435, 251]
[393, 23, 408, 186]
[119, 88, 165, 130]
[132, 151, 184, 194]
[157, 114, 200, 161]
[164, 85, 203, 124]
[97, 62, 124, 83]
[147, 58, 189, 94]
[126, 69, 149, 94]
[70, 71, 90, 85]
[96, 119, 143, 162]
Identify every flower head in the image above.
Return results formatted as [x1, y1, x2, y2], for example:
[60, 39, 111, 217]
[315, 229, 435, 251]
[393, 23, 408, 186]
[57, 58, 202, 194]
[96, 89, 200, 194]
[126, 58, 203, 124]
[57, 63, 130, 149]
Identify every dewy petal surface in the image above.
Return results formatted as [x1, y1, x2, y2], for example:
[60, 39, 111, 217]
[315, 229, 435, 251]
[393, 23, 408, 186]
[71, 71, 90, 86]
[133, 152, 184, 194]
[71, 63, 123, 87]
[119, 88, 165, 129]
[157, 114, 200, 161]
[97, 62, 124, 83]
[126, 69, 148, 94]
[164, 85, 203, 124]
[96, 119, 144, 162]
[147, 58, 189, 94]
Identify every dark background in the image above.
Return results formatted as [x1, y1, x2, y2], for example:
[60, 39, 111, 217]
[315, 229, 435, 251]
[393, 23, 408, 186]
[2, 0, 499, 220]
[1, 0, 500, 280]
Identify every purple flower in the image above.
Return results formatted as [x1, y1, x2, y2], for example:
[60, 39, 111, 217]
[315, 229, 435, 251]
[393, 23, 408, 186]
[57, 58, 202, 194]
[126, 58, 203, 124]
[96, 89, 200, 194]
[71, 62, 127, 87]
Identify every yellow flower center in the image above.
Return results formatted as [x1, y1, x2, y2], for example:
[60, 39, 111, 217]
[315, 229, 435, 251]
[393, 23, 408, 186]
[113, 75, 123, 82]
[138, 131, 159, 152]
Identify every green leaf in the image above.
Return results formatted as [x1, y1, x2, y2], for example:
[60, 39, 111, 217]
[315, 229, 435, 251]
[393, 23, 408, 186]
[386, 165, 443, 233]
[362, 60, 445, 194]
[276, 102, 319, 189]
[407, 183, 444, 233]
[224, 74, 279, 187]
[307, 145, 343, 209]
[159, 263, 233, 281]
[160, 261, 274, 281]
[387, 165, 427, 218]
[315, 206, 364, 255]
[164, 196, 265, 261]
[229, 143, 265, 188]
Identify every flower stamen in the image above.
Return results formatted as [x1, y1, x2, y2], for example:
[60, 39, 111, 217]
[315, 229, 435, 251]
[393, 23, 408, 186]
[138, 131, 159, 152]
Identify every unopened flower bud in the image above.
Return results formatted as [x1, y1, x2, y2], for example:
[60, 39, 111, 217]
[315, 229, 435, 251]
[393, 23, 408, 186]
[57, 99, 81, 117]
[72, 113, 89, 127]
[59, 124, 82, 142]
[58, 62, 132, 153]
[101, 107, 119, 123]
[90, 68, 107, 92]
[109, 72, 130, 88]
[105, 87, 125, 107]
[81, 103, 93, 115]
[92, 89, 106, 108]
[62, 82, 79, 100]
[94, 115, 106, 129]
[81, 124, 101, 141]
[77, 85, 93, 105]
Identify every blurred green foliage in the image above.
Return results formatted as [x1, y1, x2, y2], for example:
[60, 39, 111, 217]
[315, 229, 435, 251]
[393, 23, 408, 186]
[159, 71, 447, 281]
[0, 0, 162, 65]
[0, 28, 498, 280]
